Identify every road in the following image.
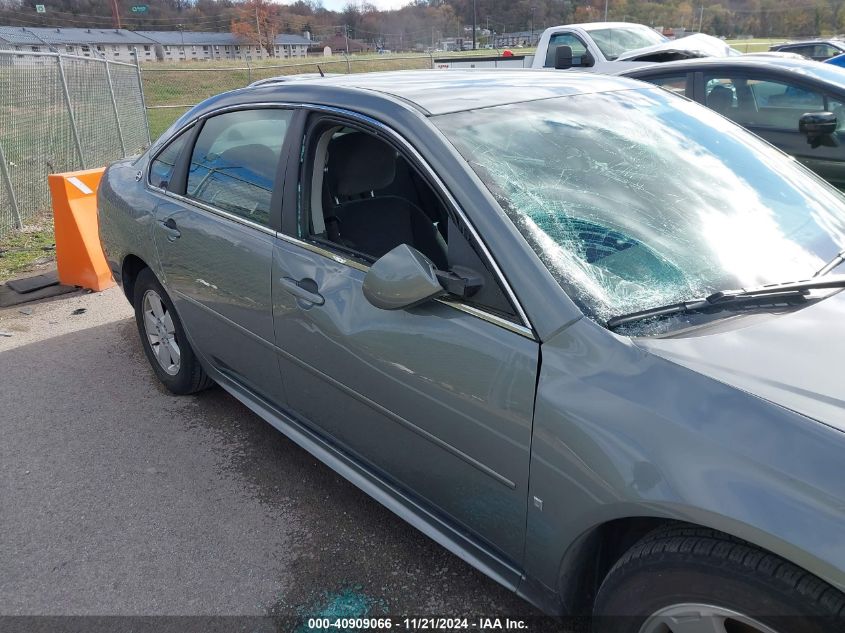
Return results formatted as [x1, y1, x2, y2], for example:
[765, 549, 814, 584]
[0, 287, 549, 625]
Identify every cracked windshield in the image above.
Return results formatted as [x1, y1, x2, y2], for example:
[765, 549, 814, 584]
[435, 88, 845, 331]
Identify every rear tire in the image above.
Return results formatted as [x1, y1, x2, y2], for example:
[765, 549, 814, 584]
[133, 268, 213, 395]
[592, 524, 845, 633]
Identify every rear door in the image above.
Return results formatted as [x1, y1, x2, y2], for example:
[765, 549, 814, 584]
[151, 107, 295, 403]
[700, 71, 845, 188]
[271, 113, 540, 567]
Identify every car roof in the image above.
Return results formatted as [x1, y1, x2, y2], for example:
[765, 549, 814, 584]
[553, 21, 655, 32]
[773, 39, 844, 47]
[240, 69, 647, 116]
[620, 55, 845, 82]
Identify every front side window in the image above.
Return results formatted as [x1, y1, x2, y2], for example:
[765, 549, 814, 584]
[299, 121, 516, 318]
[813, 44, 840, 58]
[149, 127, 191, 190]
[434, 89, 845, 330]
[301, 125, 450, 271]
[544, 33, 587, 67]
[705, 75, 826, 130]
[186, 109, 291, 226]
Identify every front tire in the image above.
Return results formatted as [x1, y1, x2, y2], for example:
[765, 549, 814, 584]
[592, 524, 845, 633]
[133, 268, 213, 395]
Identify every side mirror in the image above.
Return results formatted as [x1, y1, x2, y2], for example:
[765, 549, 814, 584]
[554, 45, 573, 69]
[799, 111, 839, 148]
[363, 244, 446, 310]
[553, 46, 595, 69]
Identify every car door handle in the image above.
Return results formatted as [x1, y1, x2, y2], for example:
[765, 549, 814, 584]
[158, 218, 181, 241]
[280, 277, 324, 306]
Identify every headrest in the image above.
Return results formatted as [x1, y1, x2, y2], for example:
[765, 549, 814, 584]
[218, 143, 279, 182]
[707, 84, 733, 109]
[329, 132, 397, 196]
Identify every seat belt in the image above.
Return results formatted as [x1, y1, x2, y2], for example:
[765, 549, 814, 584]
[310, 128, 340, 235]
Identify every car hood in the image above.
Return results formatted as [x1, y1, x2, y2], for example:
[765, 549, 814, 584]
[634, 290, 845, 432]
[616, 33, 736, 61]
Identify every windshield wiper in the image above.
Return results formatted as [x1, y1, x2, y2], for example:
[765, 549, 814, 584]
[814, 248, 845, 277]
[606, 276, 845, 330]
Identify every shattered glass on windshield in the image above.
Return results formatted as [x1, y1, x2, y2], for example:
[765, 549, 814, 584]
[434, 88, 845, 331]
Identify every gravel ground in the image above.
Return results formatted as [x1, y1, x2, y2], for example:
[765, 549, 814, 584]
[0, 287, 550, 626]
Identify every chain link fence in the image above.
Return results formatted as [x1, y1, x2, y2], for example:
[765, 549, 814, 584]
[0, 49, 519, 236]
[0, 50, 149, 236]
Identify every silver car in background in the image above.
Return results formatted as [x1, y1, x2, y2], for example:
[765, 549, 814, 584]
[99, 70, 845, 633]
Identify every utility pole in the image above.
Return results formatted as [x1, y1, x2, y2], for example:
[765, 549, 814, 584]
[345, 24, 350, 55]
[472, 0, 476, 50]
[530, 6, 535, 45]
[698, 6, 704, 33]
[255, 2, 262, 54]
[604, 0, 608, 22]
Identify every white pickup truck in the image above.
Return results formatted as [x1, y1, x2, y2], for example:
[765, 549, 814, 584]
[434, 22, 737, 71]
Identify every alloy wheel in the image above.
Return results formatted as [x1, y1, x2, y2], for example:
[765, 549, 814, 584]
[638, 604, 781, 633]
[142, 289, 181, 376]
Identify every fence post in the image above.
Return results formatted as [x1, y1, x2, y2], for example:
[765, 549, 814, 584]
[0, 142, 23, 230]
[428, 51, 434, 69]
[56, 53, 87, 170]
[133, 47, 152, 147]
[102, 59, 127, 158]
[247, 58, 252, 84]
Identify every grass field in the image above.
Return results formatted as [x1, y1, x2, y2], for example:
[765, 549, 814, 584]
[0, 220, 54, 281]
[141, 41, 797, 138]
[141, 49, 537, 138]
[726, 38, 787, 53]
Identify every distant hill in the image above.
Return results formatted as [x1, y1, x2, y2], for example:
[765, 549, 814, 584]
[0, 0, 838, 51]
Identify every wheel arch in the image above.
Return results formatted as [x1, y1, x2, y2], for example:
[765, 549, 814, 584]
[121, 254, 150, 304]
[556, 515, 672, 615]
[555, 511, 845, 616]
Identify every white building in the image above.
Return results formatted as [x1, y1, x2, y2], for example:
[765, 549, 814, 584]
[0, 26, 311, 63]
[135, 31, 311, 62]
[0, 26, 154, 61]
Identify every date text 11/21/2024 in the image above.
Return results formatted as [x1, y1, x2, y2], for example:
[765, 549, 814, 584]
[306, 617, 529, 630]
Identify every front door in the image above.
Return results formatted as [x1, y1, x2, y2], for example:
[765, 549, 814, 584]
[271, 117, 539, 565]
[153, 107, 295, 403]
[701, 73, 845, 188]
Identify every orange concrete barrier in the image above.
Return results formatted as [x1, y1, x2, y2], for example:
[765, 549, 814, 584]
[48, 167, 114, 292]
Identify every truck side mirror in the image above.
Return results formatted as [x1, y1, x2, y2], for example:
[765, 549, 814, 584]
[555, 45, 595, 69]
[555, 45, 574, 69]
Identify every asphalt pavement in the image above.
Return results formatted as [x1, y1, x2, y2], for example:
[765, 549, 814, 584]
[0, 287, 545, 624]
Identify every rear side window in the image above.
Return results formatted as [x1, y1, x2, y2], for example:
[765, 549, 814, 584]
[149, 128, 191, 190]
[186, 109, 292, 227]
[644, 74, 688, 96]
[787, 45, 816, 58]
